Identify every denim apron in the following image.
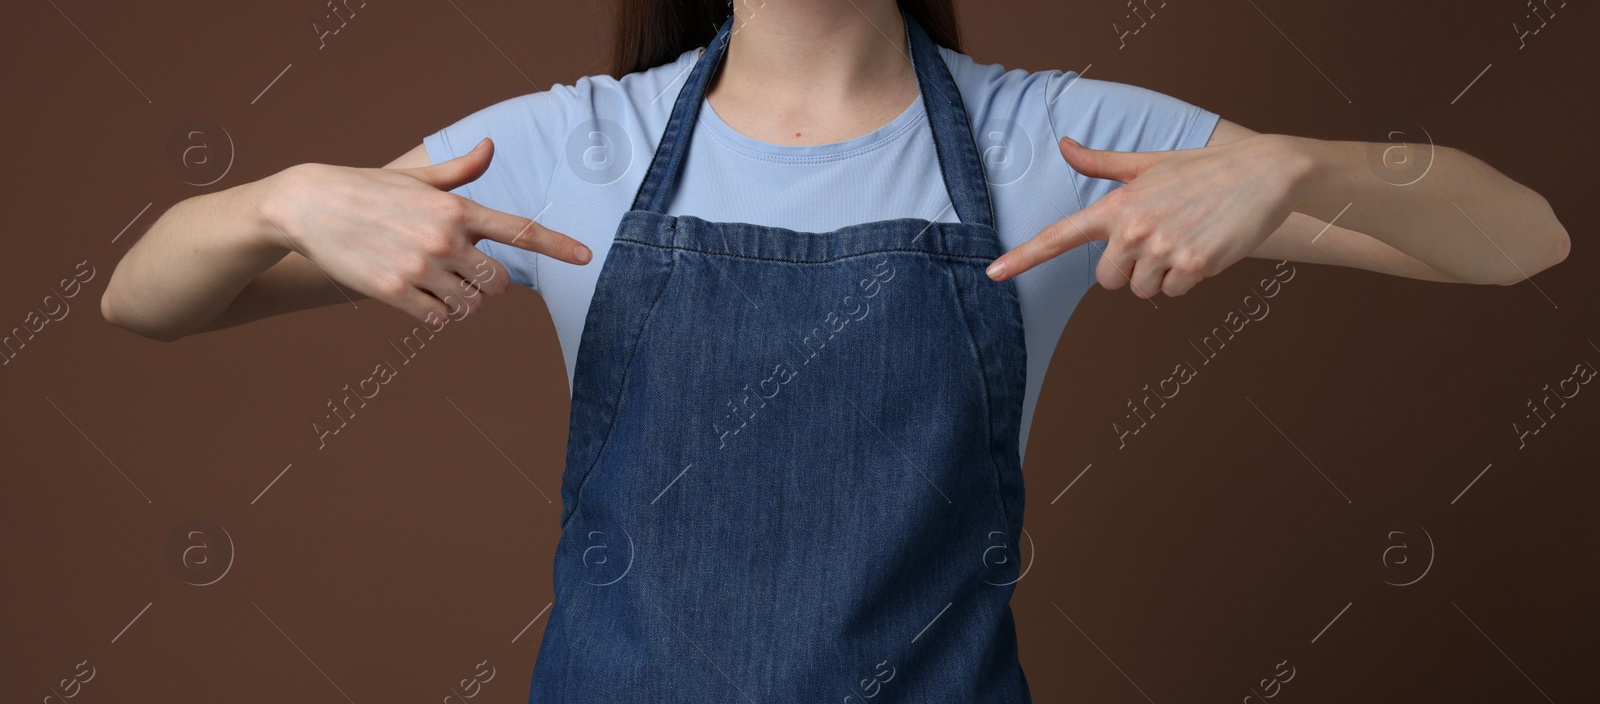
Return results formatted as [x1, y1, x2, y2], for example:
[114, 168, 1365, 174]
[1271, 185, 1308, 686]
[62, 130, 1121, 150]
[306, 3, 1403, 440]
[531, 12, 1030, 702]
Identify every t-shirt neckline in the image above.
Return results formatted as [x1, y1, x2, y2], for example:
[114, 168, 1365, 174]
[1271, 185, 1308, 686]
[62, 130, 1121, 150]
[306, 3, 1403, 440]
[674, 48, 929, 163]
[698, 94, 926, 162]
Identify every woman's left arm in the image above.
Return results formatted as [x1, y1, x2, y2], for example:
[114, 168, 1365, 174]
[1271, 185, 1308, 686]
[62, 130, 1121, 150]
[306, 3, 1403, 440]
[988, 118, 1571, 297]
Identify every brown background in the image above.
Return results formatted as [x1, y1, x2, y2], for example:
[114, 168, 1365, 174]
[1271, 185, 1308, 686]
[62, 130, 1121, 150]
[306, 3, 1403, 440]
[3, 0, 1595, 702]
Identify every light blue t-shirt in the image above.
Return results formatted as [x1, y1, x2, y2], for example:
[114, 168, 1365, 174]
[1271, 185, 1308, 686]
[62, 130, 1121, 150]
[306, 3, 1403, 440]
[423, 45, 1220, 462]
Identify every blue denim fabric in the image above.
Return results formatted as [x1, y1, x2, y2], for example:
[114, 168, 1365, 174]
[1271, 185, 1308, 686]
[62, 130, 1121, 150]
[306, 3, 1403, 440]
[531, 12, 1031, 702]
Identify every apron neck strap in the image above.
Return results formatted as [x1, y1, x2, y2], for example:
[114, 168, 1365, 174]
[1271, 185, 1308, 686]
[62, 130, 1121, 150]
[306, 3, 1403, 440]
[629, 11, 996, 231]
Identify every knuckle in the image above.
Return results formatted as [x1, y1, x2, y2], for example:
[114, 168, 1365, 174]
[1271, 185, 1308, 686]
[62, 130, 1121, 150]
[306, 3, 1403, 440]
[1041, 224, 1073, 250]
[1177, 250, 1210, 275]
[1124, 211, 1156, 238]
[397, 254, 431, 279]
[1145, 236, 1173, 259]
[514, 220, 543, 249]
[1117, 225, 1148, 248]
[375, 276, 409, 300]
[417, 228, 456, 256]
[433, 194, 468, 221]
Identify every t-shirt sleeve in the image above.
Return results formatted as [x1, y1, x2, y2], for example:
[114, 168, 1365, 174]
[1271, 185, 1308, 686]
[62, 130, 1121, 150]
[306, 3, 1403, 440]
[1042, 72, 1221, 271]
[422, 89, 575, 292]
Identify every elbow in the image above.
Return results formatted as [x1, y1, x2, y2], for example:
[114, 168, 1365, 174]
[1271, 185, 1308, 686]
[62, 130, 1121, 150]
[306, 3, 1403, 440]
[101, 288, 182, 343]
[1496, 198, 1570, 286]
[1541, 223, 1572, 277]
[1548, 219, 1571, 267]
[100, 287, 120, 327]
[1537, 190, 1571, 271]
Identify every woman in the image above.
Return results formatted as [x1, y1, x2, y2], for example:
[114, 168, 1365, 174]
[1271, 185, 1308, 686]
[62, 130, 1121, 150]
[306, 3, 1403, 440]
[102, 1, 1568, 701]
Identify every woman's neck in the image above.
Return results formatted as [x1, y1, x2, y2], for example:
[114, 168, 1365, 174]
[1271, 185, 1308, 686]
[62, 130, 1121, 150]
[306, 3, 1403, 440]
[707, 0, 921, 146]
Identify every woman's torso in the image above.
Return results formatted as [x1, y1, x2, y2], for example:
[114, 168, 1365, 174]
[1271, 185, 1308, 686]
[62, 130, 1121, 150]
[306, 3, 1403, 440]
[423, 45, 1220, 462]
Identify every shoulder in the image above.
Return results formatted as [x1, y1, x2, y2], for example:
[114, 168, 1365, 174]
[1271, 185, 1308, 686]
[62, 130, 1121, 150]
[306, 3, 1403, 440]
[435, 49, 700, 146]
[544, 48, 701, 131]
[938, 47, 1215, 148]
[938, 47, 1056, 123]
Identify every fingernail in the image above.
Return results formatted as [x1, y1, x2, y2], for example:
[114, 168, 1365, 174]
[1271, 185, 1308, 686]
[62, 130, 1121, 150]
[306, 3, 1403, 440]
[576, 245, 592, 263]
[986, 260, 1006, 280]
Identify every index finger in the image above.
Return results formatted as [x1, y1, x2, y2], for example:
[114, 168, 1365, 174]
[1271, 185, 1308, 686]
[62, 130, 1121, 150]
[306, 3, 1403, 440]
[463, 200, 592, 265]
[987, 206, 1108, 281]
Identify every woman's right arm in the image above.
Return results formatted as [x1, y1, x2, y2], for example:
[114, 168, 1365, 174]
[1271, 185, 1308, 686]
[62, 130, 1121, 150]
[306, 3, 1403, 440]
[101, 138, 590, 341]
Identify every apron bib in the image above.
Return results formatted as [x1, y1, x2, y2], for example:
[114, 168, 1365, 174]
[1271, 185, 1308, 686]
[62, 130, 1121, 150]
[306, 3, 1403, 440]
[531, 13, 1031, 702]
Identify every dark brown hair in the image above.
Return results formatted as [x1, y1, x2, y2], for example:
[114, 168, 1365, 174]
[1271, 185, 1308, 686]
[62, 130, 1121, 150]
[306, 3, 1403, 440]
[610, 0, 962, 79]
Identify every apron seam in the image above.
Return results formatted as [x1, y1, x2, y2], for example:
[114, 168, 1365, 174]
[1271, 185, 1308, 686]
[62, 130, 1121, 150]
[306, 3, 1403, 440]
[614, 237, 997, 266]
[559, 245, 684, 531]
[941, 265, 1016, 537]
